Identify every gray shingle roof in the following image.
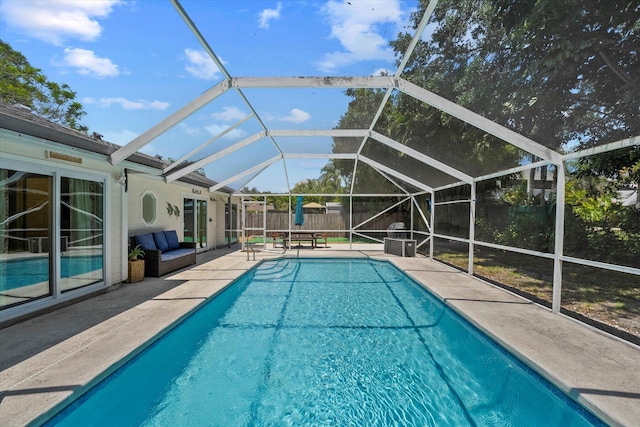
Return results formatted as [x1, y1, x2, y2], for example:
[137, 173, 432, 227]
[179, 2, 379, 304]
[0, 102, 232, 194]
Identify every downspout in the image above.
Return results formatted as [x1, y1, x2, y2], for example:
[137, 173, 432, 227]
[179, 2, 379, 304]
[121, 168, 128, 283]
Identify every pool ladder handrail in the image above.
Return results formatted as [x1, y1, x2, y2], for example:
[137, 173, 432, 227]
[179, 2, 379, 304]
[246, 235, 287, 261]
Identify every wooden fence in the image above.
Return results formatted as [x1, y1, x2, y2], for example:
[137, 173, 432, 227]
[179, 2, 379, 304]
[245, 212, 405, 237]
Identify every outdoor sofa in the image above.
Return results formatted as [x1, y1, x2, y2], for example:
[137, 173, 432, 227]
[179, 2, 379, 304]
[130, 230, 196, 277]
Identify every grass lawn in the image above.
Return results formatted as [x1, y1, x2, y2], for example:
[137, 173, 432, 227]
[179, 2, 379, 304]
[435, 248, 640, 344]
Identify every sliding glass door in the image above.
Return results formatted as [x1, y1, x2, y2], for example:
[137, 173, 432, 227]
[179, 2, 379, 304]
[183, 198, 208, 252]
[59, 176, 104, 292]
[0, 166, 106, 312]
[0, 169, 52, 308]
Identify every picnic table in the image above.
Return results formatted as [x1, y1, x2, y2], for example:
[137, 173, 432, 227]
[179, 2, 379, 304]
[273, 232, 316, 249]
[271, 232, 329, 249]
[287, 232, 316, 248]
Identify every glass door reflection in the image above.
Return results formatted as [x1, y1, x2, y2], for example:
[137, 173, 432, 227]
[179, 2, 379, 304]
[183, 198, 207, 252]
[59, 176, 104, 292]
[0, 169, 52, 308]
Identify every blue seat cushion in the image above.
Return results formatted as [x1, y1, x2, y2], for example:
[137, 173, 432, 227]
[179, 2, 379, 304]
[153, 232, 169, 253]
[161, 248, 194, 262]
[163, 230, 180, 251]
[134, 233, 156, 251]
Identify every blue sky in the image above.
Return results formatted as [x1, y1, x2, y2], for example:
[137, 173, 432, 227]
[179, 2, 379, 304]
[0, 0, 417, 192]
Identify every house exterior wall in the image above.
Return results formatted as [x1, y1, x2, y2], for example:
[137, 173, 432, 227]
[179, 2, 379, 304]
[127, 175, 231, 249]
[1, 120, 235, 323]
[127, 174, 187, 236]
[211, 194, 228, 248]
[0, 129, 125, 322]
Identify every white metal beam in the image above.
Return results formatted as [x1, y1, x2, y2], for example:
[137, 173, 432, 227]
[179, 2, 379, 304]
[267, 129, 367, 138]
[357, 0, 440, 156]
[283, 153, 356, 160]
[232, 76, 395, 89]
[164, 114, 254, 175]
[433, 181, 468, 192]
[376, 169, 412, 195]
[164, 131, 265, 182]
[171, 0, 287, 172]
[171, 0, 230, 79]
[562, 135, 639, 161]
[353, 197, 410, 229]
[468, 181, 476, 275]
[552, 165, 566, 313]
[359, 156, 432, 192]
[395, 0, 440, 77]
[233, 192, 407, 197]
[108, 79, 230, 165]
[209, 156, 281, 192]
[369, 130, 473, 183]
[474, 160, 552, 183]
[397, 78, 564, 164]
[411, 196, 432, 233]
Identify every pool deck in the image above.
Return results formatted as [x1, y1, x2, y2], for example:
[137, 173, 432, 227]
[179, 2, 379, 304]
[1, 244, 639, 426]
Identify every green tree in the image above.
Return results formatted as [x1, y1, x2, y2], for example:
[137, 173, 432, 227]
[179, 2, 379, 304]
[240, 187, 290, 211]
[319, 162, 346, 196]
[291, 179, 323, 203]
[331, 88, 394, 195]
[332, 0, 638, 205]
[0, 40, 88, 132]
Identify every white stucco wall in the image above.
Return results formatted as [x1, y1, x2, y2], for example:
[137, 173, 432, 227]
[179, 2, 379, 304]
[1, 129, 126, 320]
[127, 174, 231, 249]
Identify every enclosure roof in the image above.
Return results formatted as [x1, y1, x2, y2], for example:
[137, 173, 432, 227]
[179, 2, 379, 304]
[3, 0, 637, 196]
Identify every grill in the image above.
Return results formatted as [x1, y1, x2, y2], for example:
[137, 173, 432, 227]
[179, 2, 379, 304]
[387, 222, 407, 239]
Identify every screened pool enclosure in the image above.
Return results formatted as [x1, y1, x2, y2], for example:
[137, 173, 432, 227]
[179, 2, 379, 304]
[5, 1, 640, 342]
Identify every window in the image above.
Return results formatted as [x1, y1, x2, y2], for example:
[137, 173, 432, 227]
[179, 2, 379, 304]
[141, 191, 156, 225]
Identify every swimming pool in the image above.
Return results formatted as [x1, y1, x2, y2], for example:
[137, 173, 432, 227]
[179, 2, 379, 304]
[44, 258, 603, 426]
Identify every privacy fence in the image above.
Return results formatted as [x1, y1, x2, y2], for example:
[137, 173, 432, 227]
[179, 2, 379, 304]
[245, 211, 405, 238]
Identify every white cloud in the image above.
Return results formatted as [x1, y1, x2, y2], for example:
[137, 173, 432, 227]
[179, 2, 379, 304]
[84, 97, 169, 110]
[372, 68, 392, 76]
[317, 0, 405, 72]
[0, 0, 122, 45]
[258, 2, 282, 29]
[101, 129, 139, 145]
[204, 124, 248, 140]
[211, 106, 247, 122]
[61, 48, 119, 78]
[280, 108, 311, 123]
[178, 122, 201, 137]
[183, 48, 221, 80]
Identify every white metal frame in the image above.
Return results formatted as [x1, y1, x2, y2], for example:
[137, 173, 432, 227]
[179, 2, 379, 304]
[99, 0, 639, 328]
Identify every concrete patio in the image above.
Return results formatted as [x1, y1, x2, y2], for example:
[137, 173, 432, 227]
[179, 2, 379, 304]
[1, 244, 638, 426]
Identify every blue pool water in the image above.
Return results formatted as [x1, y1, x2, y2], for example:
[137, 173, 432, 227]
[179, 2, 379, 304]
[0, 255, 103, 291]
[45, 258, 603, 426]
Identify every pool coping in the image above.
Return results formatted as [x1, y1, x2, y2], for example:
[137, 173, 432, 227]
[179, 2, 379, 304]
[0, 247, 638, 426]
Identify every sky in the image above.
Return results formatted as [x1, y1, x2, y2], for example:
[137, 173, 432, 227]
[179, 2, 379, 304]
[0, 0, 419, 193]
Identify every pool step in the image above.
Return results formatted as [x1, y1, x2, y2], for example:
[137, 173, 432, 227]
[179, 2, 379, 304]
[253, 260, 298, 280]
